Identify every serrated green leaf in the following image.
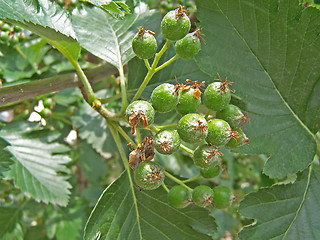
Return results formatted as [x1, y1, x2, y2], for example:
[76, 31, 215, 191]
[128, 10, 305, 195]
[195, 0, 319, 178]
[0, 206, 23, 238]
[0, 121, 72, 206]
[127, 44, 210, 92]
[0, 0, 80, 62]
[83, 0, 131, 18]
[239, 166, 320, 240]
[84, 171, 217, 240]
[71, 3, 161, 70]
[0, 138, 12, 179]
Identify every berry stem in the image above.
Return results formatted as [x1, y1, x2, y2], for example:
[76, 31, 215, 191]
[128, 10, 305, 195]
[110, 121, 137, 148]
[180, 144, 194, 155]
[155, 54, 179, 72]
[144, 59, 151, 71]
[131, 40, 171, 102]
[119, 64, 128, 115]
[156, 123, 178, 129]
[164, 171, 193, 192]
[136, 128, 142, 145]
[205, 109, 211, 120]
[107, 120, 143, 240]
[162, 182, 170, 193]
[182, 174, 201, 183]
[145, 125, 160, 133]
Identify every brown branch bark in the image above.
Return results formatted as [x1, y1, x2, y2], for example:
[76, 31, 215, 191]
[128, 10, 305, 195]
[0, 63, 118, 107]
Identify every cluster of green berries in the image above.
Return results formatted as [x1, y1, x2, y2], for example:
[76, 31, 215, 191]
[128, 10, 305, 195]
[127, 6, 249, 210]
[0, 21, 25, 46]
[132, 5, 201, 60]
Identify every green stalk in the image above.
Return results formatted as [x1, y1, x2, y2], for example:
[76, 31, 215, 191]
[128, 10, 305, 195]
[110, 121, 137, 148]
[119, 65, 128, 115]
[155, 55, 179, 72]
[162, 182, 170, 193]
[136, 128, 142, 145]
[131, 40, 171, 102]
[156, 123, 178, 130]
[180, 144, 194, 155]
[164, 171, 193, 192]
[182, 174, 201, 183]
[107, 120, 143, 240]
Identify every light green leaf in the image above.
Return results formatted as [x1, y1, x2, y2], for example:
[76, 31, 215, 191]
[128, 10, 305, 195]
[83, 0, 131, 18]
[0, 0, 80, 62]
[84, 171, 217, 240]
[195, 0, 320, 178]
[239, 166, 320, 240]
[0, 121, 72, 206]
[0, 206, 23, 238]
[71, 3, 161, 70]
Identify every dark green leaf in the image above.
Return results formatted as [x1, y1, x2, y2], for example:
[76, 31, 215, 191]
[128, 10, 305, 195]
[0, 206, 23, 238]
[0, 122, 72, 206]
[239, 166, 320, 240]
[195, 0, 319, 178]
[71, 3, 161, 70]
[84, 171, 217, 240]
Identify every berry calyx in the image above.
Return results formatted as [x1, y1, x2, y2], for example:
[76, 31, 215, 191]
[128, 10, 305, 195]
[168, 185, 192, 208]
[154, 129, 181, 155]
[132, 26, 157, 59]
[192, 185, 213, 208]
[175, 28, 202, 59]
[134, 161, 165, 190]
[193, 144, 222, 169]
[150, 83, 178, 112]
[177, 113, 208, 143]
[212, 186, 232, 209]
[203, 73, 233, 111]
[226, 127, 249, 149]
[161, 6, 191, 41]
[125, 100, 155, 134]
[206, 119, 232, 146]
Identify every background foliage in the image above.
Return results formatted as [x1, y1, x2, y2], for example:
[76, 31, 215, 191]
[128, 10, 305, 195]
[0, 0, 319, 239]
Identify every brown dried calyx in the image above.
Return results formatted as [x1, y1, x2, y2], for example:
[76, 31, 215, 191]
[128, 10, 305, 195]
[215, 73, 233, 94]
[205, 146, 223, 163]
[174, 78, 205, 99]
[175, 5, 188, 19]
[129, 136, 155, 170]
[136, 26, 156, 39]
[129, 110, 149, 135]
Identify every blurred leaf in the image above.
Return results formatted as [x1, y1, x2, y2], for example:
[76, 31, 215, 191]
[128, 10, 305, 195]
[0, 121, 72, 206]
[0, 206, 23, 238]
[45, 202, 85, 240]
[71, 3, 161, 70]
[239, 166, 320, 240]
[83, 0, 131, 18]
[0, 0, 80, 62]
[127, 44, 210, 92]
[72, 91, 117, 156]
[78, 141, 107, 183]
[84, 171, 217, 240]
[195, 0, 320, 178]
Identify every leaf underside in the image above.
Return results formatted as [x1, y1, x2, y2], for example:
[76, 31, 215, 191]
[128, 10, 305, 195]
[84, 171, 217, 240]
[0, 122, 72, 206]
[195, 0, 320, 178]
[71, 3, 161, 70]
[239, 166, 320, 240]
